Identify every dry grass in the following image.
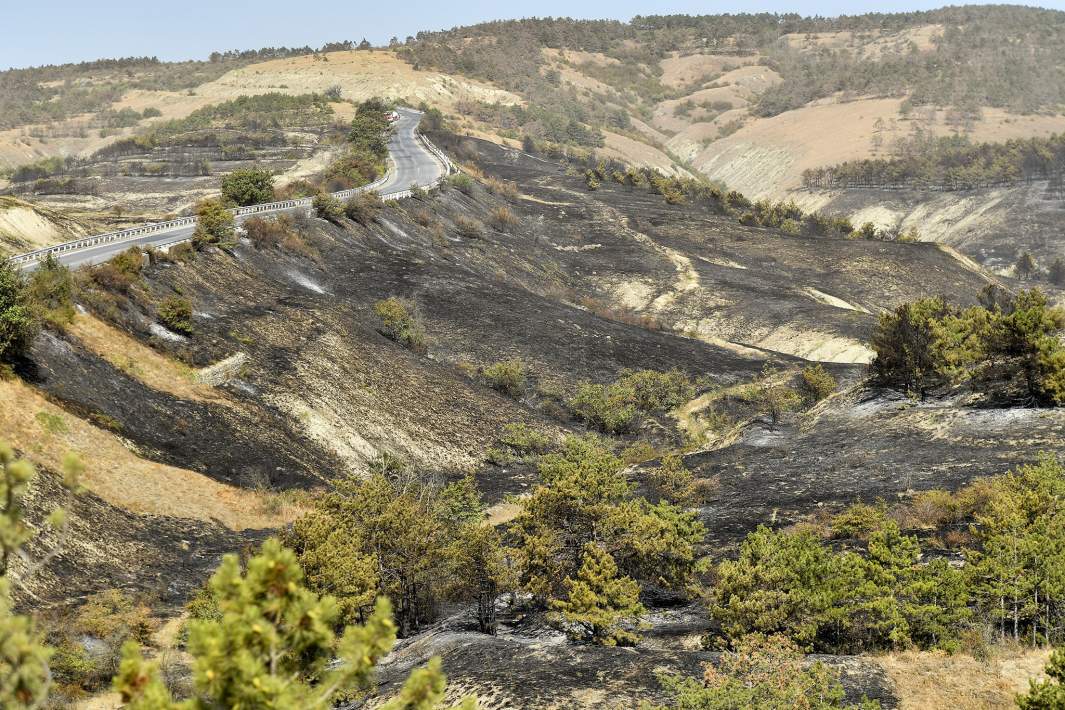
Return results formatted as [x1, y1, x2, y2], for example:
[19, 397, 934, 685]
[877, 647, 1050, 710]
[65, 313, 230, 406]
[0, 378, 302, 530]
[488, 206, 519, 231]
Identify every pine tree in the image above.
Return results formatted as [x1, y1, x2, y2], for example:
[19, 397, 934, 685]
[550, 544, 645, 646]
[1018, 648, 1065, 709]
[114, 539, 474, 709]
[0, 443, 76, 707]
[1017, 251, 1038, 280]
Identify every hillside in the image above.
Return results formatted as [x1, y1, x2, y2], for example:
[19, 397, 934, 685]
[6, 9, 1065, 710]
[6, 7, 1065, 273]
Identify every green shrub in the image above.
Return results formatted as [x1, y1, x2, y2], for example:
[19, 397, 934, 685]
[617, 369, 695, 412]
[498, 423, 553, 457]
[483, 359, 527, 396]
[110, 246, 145, 278]
[372, 296, 427, 353]
[26, 254, 75, 327]
[0, 260, 38, 363]
[654, 634, 878, 710]
[568, 381, 637, 434]
[157, 296, 193, 335]
[646, 453, 696, 504]
[220, 168, 275, 206]
[192, 198, 235, 247]
[312, 193, 343, 222]
[800, 364, 837, 401]
[448, 173, 474, 195]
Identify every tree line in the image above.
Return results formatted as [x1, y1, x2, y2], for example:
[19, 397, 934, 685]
[803, 133, 1065, 192]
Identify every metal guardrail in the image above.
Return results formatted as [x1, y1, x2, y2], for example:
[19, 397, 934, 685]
[8, 131, 452, 267]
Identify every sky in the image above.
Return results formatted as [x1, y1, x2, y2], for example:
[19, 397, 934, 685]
[3, 0, 1064, 71]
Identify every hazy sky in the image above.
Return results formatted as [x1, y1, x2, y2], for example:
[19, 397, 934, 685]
[3, 0, 1063, 70]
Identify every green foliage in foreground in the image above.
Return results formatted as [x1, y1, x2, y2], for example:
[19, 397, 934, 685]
[1018, 648, 1065, 709]
[115, 539, 474, 709]
[712, 455, 1065, 655]
[513, 434, 707, 644]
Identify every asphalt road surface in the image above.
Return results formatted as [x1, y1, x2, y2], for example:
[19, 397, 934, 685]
[18, 107, 445, 269]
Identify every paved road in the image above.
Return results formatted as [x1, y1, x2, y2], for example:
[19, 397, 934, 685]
[17, 107, 446, 270]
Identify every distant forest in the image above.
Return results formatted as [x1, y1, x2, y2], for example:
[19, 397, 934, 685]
[401, 6, 1065, 119]
[802, 133, 1065, 192]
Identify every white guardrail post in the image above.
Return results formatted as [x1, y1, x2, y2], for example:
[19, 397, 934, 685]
[7, 128, 452, 268]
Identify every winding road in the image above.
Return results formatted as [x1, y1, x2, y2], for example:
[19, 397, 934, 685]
[11, 107, 449, 270]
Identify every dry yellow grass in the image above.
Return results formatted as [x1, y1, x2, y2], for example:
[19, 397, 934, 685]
[878, 648, 1051, 710]
[116, 50, 519, 115]
[658, 52, 762, 89]
[65, 312, 231, 406]
[0, 378, 300, 530]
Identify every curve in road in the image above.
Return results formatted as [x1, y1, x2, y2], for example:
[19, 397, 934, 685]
[11, 107, 448, 270]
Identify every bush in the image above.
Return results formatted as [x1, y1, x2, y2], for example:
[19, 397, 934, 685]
[169, 242, 195, 262]
[654, 634, 878, 710]
[312, 193, 343, 222]
[141, 107, 162, 119]
[742, 366, 801, 426]
[221, 168, 275, 206]
[454, 215, 484, 238]
[26, 254, 74, 327]
[488, 206, 519, 231]
[344, 191, 383, 224]
[372, 296, 427, 353]
[484, 177, 519, 200]
[646, 453, 696, 505]
[157, 296, 193, 335]
[617, 369, 695, 412]
[800, 364, 837, 401]
[0, 260, 37, 363]
[483, 359, 527, 396]
[244, 214, 292, 248]
[192, 198, 235, 247]
[498, 423, 553, 456]
[448, 173, 474, 195]
[568, 382, 637, 434]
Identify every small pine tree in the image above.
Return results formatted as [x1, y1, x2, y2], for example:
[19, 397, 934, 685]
[0, 443, 81, 707]
[551, 544, 645, 646]
[1018, 648, 1065, 709]
[114, 538, 475, 709]
[1049, 258, 1065, 287]
[1016, 251, 1038, 281]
